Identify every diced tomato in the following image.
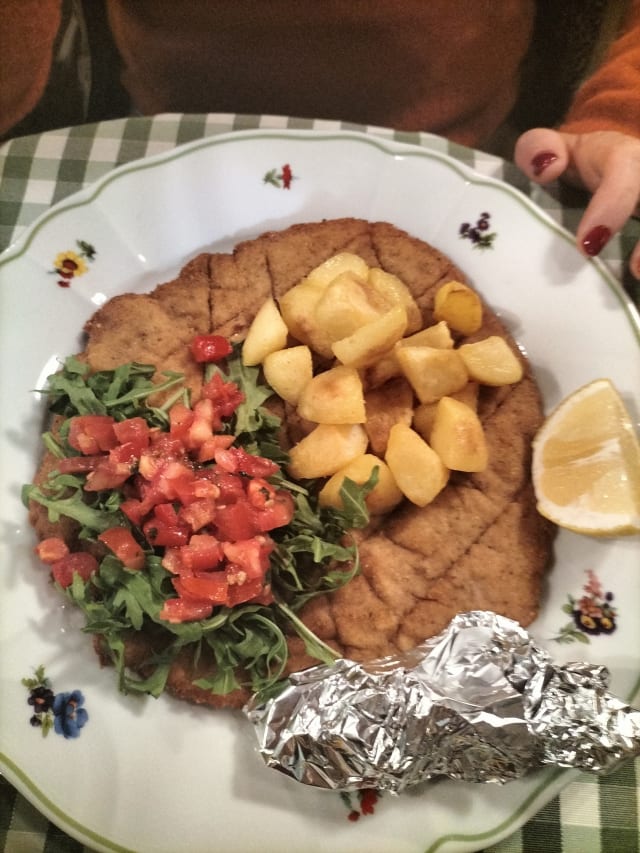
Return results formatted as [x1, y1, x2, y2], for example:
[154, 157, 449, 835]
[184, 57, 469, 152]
[225, 576, 266, 607]
[159, 596, 213, 623]
[51, 551, 99, 588]
[110, 442, 140, 465]
[112, 417, 150, 456]
[171, 475, 220, 506]
[214, 445, 279, 478]
[190, 334, 232, 363]
[119, 497, 146, 526]
[222, 536, 274, 579]
[98, 527, 145, 570]
[56, 454, 106, 474]
[214, 499, 261, 541]
[206, 469, 246, 502]
[35, 537, 69, 565]
[84, 459, 133, 491]
[197, 433, 235, 463]
[154, 460, 197, 501]
[173, 572, 228, 603]
[179, 534, 224, 572]
[201, 371, 244, 417]
[179, 498, 218, 532]
[143, 515, 191, 548]
[161, 547, 183, 575]
[68, 415, 118, 455]
[253, 489, 295, 532]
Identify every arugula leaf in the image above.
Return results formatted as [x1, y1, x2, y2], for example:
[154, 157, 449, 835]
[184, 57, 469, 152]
[22, 483, 118, 533]
[42, 356, 184, 425]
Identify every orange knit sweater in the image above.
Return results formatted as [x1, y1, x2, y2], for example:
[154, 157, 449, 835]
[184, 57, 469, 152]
[1, 1, 639, 145]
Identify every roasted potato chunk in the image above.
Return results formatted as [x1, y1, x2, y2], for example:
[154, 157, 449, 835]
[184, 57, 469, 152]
[297, 365, 366, 424]
[458, 336, 524, 385]
[385, 423, 449, 506]
[433, 280, 483, 334]
[318, 453, 403, 515]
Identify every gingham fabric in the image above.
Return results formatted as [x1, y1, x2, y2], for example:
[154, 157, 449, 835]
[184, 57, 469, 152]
[0, 113, 638, 853]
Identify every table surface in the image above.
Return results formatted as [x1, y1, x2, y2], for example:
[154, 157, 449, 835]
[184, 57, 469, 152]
[0, 112, 638, 853]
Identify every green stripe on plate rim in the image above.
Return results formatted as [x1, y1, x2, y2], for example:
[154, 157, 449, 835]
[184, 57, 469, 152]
[0, 129, 638, 345]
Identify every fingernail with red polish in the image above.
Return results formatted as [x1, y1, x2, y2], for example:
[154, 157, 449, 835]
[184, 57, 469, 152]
[531, 151, 558, 177]
[582, 225, 611, 257]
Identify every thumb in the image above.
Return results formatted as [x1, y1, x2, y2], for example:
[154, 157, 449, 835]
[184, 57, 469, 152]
[514, 128, 572, 184]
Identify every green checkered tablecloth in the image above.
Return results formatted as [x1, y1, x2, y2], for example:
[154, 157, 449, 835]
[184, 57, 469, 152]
[0, 113, 638, 853]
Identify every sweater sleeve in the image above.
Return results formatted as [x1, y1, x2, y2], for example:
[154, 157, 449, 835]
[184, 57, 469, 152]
[559, 0, 640, 138]
[0, 0, 62, 138]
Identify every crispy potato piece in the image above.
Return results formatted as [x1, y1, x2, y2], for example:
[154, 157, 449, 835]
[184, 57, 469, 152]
[396, 345, 468, 404]
[365, 321, 454, 388]
[305, 252, 370, 287]
[297, 365, 366, 424]
[318, 453, 403, 515]
[242, 297, 289, 366]
[263, 345, 313, 405]
[314, 272, 381, 342]
[412, 381, 479, 441]
[433, 280, 483, 334]
[385, 423, 449, 507]
[332, 305, 408, 368]
[368, 268, 422, 334]
[287, 424, 369, 479]
[429, 396, 488, 472]
[278, 279, 333, 358]
[458, 336, 524, 385]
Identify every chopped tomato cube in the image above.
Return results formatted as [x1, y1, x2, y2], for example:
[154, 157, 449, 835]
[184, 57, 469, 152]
[222, 536, 274, 579]
[180, 534, 224, 572]
[143, 515, 191, 547]
[197, 433, 235, 463]
[68, 415, 118, 455]
[119, 497, 146, 527]
[190, 334, 232, 364]
[51, 551, 99, 588]
[179, 498, 217, 532]
[98, 527, 145, 570]
[214, 499, 261, 541]
[84, 459, 132, 491]
[201, 371, 244, 416]
[35, 537, 70, 565]
[214, 445, 279, 478]
[173, 572, 228, 603]
[225, 576, 266, 607]
[253, 490, 295, 532]
[159, 596, 213, 623]
[206, 469, 245, 502]
[112, 417, 150, 456]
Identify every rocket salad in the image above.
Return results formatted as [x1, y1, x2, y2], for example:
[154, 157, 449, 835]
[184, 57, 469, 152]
[23, 340, 373, 701]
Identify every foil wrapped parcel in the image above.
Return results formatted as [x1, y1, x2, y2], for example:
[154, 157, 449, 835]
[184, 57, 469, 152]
[245, 611, 640, 792]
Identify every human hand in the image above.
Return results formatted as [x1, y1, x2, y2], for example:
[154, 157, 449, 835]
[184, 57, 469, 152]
[514, 128, 640, 277]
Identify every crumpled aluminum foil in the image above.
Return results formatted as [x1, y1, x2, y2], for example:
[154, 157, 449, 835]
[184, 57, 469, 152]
[245, 611, 640, 792]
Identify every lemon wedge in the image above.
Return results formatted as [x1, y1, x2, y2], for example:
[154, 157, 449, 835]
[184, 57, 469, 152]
[532, 378, 640, 536]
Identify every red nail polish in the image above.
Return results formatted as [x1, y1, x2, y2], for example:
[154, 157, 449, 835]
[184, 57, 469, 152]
[582, 225, 611, 257]
[531, 151, 558, 177]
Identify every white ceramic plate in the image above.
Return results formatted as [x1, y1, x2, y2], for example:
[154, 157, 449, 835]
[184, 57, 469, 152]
[1, 129, 639, 853]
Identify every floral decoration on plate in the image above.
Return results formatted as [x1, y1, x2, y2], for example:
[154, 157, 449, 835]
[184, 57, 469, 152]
[552, 569, 617, 644]
[263, 163, 295, 189]
[51, 240, 97, 288]
[459, 212, 496, 249]
[340, 789, 380, 821]
[22, 665, 89, 739]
